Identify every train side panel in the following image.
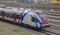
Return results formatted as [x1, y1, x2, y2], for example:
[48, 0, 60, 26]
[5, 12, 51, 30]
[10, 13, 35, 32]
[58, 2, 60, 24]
[22, 13, 42, 28]
[22, 14, 36, 27]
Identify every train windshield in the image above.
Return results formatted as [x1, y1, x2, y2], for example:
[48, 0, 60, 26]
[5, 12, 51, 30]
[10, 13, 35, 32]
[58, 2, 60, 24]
[35, 10, 47, 21]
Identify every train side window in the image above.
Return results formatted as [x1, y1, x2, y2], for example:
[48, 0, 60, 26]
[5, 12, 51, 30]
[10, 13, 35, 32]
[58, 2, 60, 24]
[1, 11, 5, 15]
[5, 13, 12, 18]
[31, 17, 38, 22]
[0, 12, 2, 15]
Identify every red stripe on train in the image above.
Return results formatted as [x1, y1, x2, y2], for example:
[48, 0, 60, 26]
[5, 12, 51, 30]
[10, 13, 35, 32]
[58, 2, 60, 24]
[13, 14, 17, 24]
[2, 12, 5, 20]
[13, 18, 17, 24]
[2, 15, 5, 20]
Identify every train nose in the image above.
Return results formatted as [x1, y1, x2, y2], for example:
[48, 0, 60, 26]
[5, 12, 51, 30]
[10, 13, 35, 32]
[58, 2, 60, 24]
[43, 20, 48, 25]
[40, 15, 48, 25]
[42, 19, 50, 28]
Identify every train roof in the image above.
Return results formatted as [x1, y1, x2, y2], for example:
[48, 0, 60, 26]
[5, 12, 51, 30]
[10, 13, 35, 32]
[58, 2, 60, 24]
[0, 7, 44, 14]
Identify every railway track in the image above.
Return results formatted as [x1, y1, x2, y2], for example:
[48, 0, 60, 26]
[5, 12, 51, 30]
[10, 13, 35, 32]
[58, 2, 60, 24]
[0, 17, 60, 35]
[50, 25, 60, 30]
[0, 21, 60, 35]
[44, 10, 60, 23]
[43, 10, 60, 35]
[48, 19, 60, 24]
[44, 27, 60, 35]
[47, 15, 60, 20]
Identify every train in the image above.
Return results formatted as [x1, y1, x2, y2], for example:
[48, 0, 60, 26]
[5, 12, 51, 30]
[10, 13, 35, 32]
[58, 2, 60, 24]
[50, 0, 60, 4]
[0, 7, 49, 29]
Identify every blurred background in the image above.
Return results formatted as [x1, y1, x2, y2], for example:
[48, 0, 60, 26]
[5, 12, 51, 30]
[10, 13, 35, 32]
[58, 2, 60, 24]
[0, 0, 60, 10]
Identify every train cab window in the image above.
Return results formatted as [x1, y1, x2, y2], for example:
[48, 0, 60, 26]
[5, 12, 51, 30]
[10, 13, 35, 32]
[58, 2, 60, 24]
[31, 17, 38, 22]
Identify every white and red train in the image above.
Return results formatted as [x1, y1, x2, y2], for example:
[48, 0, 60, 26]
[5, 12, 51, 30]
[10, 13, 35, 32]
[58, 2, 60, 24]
[0, 7, 49, 29]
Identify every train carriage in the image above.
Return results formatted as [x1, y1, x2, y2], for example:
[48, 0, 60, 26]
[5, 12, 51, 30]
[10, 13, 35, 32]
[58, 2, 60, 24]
[0, 7, 49, 29]
[50, 0, 60, 4]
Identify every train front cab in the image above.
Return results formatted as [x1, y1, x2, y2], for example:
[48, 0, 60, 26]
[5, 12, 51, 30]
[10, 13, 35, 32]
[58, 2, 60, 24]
[22, 10, 49, 29]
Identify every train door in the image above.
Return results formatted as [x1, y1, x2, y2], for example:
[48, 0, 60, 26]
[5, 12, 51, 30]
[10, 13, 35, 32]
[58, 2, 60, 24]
[22, 14, 40, 28]
[22, 14, 35, 27]
[0, 11, 6, 20]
